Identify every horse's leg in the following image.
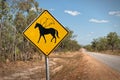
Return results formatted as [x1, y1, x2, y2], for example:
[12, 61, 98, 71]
[43, 35, 46, 43]
[51, 37, 54, 42]
[55, 30, 59, 38]
[54, 37, 56, 43]
[51, 37, 56, 43]
[38, 35, 41, 43]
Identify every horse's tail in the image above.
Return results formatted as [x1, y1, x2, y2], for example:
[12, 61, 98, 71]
[55, 30, 59, 38]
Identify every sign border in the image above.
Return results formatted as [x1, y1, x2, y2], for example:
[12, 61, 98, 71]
[23, 10, 69, 56]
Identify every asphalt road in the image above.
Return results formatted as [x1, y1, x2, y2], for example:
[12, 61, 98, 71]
[86, 52, 120, 72]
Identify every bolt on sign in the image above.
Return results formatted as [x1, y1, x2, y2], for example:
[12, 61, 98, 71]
[23, 10, 69, 56]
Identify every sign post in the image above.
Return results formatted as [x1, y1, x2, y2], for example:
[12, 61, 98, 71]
[45, 56, 50, 80]
[23, 10, 69, 80]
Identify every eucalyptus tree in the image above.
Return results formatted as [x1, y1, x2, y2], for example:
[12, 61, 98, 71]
[0, 0, 43, 61]
[107, 32, 119, 51]
[0, 0, 14, 61]
[11, 0, 42, 60]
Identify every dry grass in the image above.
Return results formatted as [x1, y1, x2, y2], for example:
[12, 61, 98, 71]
[0, 51, 120, 80]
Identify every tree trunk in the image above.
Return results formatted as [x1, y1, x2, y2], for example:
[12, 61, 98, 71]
[0, 24, 2, 54]
[111, 45, 114, 52]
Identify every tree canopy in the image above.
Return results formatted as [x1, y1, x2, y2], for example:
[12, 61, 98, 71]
[84, 32, 120, 53]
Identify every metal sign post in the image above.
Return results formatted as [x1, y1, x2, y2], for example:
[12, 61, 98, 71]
[45, 56, 50, 80]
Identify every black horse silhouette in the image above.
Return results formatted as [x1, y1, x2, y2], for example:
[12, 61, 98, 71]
[34, 23, 59, 43]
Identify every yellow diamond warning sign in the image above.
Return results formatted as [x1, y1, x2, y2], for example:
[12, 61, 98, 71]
[23, 10, 69, 56]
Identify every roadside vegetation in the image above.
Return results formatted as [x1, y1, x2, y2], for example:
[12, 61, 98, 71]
[0, 0, 81, 62]
[84, 32, 120, 55]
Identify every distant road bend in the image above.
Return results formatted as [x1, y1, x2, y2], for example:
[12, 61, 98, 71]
[86, 51, 120, 72]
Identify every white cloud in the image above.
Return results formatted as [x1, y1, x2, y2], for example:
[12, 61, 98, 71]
[64, 10, 80, 16]
[114, 24, 120, 28]
[30, 7, 44, 12]
[30, 7, 37, 12]
[109, 11, 120, 16]
[89, 18, 109, 23]
[49, 8, 55, 11]
[90, 32, 94, 34]
[88, 32, 94, 37]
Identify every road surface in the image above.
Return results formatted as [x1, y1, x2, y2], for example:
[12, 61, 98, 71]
[86, 51, 120, 72]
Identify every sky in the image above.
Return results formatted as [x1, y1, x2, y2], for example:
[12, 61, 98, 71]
[37, 0, 120, 45]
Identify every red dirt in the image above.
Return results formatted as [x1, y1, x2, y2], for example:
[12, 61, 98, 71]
[0, 51, 120, 80]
